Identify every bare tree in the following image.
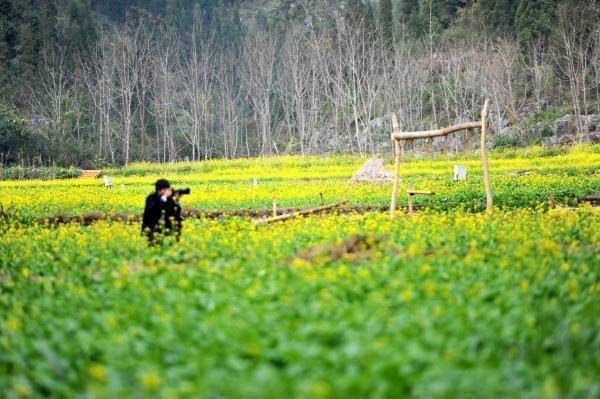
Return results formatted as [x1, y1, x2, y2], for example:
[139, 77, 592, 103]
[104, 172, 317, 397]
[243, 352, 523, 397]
[241, 29, 277, 156]
[28, 47, 70, 143]
[216, 47, 248, 158]
[180, 12, 216, 160]
[554, 0, 600, 132]
[80, 31, 118, 163]
[111, 21, 146, 165]
[150, 29, 179, 162]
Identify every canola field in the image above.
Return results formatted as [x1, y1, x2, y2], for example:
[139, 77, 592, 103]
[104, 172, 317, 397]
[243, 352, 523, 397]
[1, 145, 599, 218]
[1, 145, 599, 398]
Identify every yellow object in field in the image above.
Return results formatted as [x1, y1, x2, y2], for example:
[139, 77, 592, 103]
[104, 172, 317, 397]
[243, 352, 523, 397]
[81, 170, 103, 178]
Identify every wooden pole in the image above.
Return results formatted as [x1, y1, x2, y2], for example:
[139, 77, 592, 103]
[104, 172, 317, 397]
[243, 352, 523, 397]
[390, 113, 401, 218]
[480, 98, 493, 213]
[392, 121, 482, 140]
[272, 197, 277, 217]
[406, 189, 435, 195]
[407, 189, 434, 215]
[254, 199, 349, 224]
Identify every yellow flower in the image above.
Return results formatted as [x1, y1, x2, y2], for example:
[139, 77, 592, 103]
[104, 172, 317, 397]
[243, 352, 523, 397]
[178, 279, 190, 289]
[400, 289, 414, 302]
[421, 263, 432, 274]
[567, 278, 579, 290]
[570, 323, 581, 334]
[443, 348, 455, 361]
[13, 382, 32, 397]
[105, 314, 117, 327]
[357, 268, 371, 279]
[7, 316, 22, 332]
[309, 381, 332, 397]
[89, 362, 107, 381]
[245, 342, 261, 357]
[140, 371, 161, 389]
[543, 377, 559, 396]
[424, 281, 436, 294]
[291, 257, 311, 269]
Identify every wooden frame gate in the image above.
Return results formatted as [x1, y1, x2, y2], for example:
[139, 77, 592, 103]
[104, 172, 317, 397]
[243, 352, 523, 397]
[389, 99, 493, 217]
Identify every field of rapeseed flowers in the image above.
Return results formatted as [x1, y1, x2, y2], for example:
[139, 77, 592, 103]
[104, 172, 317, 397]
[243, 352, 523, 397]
[1, 145, 599, 398]
[0, 144, 599, 218]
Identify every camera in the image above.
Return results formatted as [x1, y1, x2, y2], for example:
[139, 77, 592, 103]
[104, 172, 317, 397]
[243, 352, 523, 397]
[173, 188, 191, 195]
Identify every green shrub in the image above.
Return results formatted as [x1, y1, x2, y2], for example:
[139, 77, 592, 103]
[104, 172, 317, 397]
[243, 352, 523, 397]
[0, 165, 82, 180]
[492, 132, 524, 149]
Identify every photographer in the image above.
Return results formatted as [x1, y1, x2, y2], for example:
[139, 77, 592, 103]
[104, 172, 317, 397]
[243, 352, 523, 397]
[142, 179, 184, 245]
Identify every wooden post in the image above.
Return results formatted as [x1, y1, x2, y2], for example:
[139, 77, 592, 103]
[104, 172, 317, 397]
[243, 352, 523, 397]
[272, 197, 277, 217]
[389, 101, 490, 214]
[254, 199, 349, 224]
[390, 113, 401, 217]
[467, 128, 474, 152]
[480, 99, 493, 213]
[406, 189, 434, 215]
[549, 191, 556, 209]
[319, 193, 324, 206]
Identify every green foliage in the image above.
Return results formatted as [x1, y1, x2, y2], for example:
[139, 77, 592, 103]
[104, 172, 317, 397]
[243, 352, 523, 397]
[492, 131, 524, 149]
[528, 107, 565, 126]
[0, 205, 598, 396]
[477, 0, 518, 33]
[0, 102, 32, 164]
[399, 0, 420, 30]
[63, 0, 97, 53]
[285, 136, 300, 154]
[0, 165, 82, 180]
[378, 0, 393, 46]
[398, 0, 463, 38]
[515, 0, 555, 43]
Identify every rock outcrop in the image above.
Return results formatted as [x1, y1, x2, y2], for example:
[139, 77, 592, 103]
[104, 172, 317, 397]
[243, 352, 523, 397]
[350, 156, 395, 183]
[543, 114, 600, 146]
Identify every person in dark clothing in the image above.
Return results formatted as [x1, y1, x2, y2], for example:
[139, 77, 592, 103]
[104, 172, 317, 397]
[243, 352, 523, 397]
[142, 179, 183, 245]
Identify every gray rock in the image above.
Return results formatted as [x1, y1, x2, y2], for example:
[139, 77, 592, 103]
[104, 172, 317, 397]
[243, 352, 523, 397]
[552, 114, 600, 136]
[553, 114, 574, 136]
[583, 115, 600, 132]
[368, 116, 384, 130]
[543, 133, 577, 147]
[350, 156, 395, 183]
[431, 136, 446, 153]
[499, 125, 514, 136]
[580, 132, 600, 143]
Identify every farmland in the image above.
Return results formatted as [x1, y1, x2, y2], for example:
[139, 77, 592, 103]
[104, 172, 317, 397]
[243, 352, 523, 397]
[1, 145, 599, 398]
[1, 145, 599, 218]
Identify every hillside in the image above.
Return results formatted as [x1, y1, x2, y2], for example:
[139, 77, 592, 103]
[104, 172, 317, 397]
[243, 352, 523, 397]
[0, 0, 599, 166]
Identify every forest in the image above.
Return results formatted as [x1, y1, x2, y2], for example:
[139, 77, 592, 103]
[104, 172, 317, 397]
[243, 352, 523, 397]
[0, 0, 599, 166]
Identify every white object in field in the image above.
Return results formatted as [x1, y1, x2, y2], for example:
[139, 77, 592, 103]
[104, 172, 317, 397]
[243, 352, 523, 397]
[253, 177, 258, 187]
[103, 175, 113, 187]
[349, 156, 394, 183]
[454, 165, 467, 181]
[120, 184, 125, 191]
